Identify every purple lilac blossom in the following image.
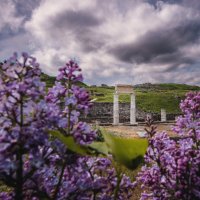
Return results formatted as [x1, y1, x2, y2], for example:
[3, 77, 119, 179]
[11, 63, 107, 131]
[0, 54, 134, 200]
[138, 92, 200, 200]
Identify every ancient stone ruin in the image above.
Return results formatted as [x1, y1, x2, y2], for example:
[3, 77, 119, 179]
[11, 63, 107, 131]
[113, 84, 136, 125]
[81, 84, 178, 125]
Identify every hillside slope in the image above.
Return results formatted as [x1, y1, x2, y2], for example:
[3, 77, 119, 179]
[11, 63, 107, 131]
[41, 74, 200, 114]
[87, 84, 200, 114]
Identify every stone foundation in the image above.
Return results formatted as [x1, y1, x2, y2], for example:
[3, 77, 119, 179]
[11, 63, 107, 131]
[82, 102, 180, 123]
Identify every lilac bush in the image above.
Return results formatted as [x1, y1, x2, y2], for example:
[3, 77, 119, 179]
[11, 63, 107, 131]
[0, 53, 134, 200]
[138, 92, 200, 200]
[0, 53, 49, 199]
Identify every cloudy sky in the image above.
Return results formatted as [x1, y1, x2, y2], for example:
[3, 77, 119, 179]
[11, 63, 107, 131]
[1, 0, 200, 85]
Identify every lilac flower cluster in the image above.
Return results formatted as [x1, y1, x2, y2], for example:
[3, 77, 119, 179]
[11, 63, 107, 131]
[174, 92, 200, 140]
[0, 52, 50, 199]
[46, 60, 95, 144]
[37, 59, 134, 200]
[0, 53, 134, 200]
[138, 92, 200, 200]
[33, 156, 134, 200]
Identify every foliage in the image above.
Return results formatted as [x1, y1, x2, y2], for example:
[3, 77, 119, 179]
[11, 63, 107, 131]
[137, 92, 200, 199]
[41, 73, 56, 88]
[0, 53, 134, 200]
[102, 133, 147, 170]
[155, 83, 200, 90]
[88, 128, 147, 170]
[41, 73, 87, 88]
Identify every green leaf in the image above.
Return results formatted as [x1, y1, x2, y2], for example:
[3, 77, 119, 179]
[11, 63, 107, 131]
[103, 133, 148, 169]
[49, 130, 107, 156]
[49, 130, 88, 155]
[88, 142, 109, 156]
[49, 129, 148, 169]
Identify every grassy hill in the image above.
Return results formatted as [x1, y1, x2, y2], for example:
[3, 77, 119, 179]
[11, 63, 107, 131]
[87, 84, 200, 114]
[41, 73, 87, 88]
[41, 74, 200, 114]
[41, 73, 56, 88]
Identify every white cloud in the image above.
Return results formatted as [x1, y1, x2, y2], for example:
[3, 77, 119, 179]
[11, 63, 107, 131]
[1, 0, 200, 85]
[0, 0, 24, 32]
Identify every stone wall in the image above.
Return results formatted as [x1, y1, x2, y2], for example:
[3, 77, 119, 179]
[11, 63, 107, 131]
[82, 102, 180, 123]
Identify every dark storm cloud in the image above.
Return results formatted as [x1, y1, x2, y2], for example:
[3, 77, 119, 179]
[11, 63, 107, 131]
[0, 25, 24, 40]
[110, 20, 200, 67]
[0, 0, 41, 49]
[154, 54, 194, 72]
[51, 10, 103, 30]
[182, 0, 200, 9]
[78, 33, 106, 52]
[13, 0, 41, 19]
[147, 0, 200, 9]
[147, 0, 183, 6]
[1, 0, 200, 85]
[49, 10, 105, 52]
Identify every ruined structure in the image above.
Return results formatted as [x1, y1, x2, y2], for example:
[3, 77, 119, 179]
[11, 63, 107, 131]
[161, 108, 167, 122]
[113, 85, 136, 125]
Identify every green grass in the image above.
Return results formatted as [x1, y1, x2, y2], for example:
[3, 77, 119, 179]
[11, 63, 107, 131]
[41, 73, 88, 88]
[41, 73, 200, 114]
[41, 73, 56, 88]
[155, 83, 200, 90]
[136, 90, 181, 113]
[87, 85, 200, 114]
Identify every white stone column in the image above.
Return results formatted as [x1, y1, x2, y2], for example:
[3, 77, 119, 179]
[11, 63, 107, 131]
[161, 109, 167, 122]
[130, 92, 136, 124]
[146, 113, 152, 120]
[113, 93, 119, 125]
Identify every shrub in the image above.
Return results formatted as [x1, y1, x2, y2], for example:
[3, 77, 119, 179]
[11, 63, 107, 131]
[138, 92, 200, 199]
[0, 53, 134, 200]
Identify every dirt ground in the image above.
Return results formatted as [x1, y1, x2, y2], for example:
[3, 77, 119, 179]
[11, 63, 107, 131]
[103, 123, 175, 138]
